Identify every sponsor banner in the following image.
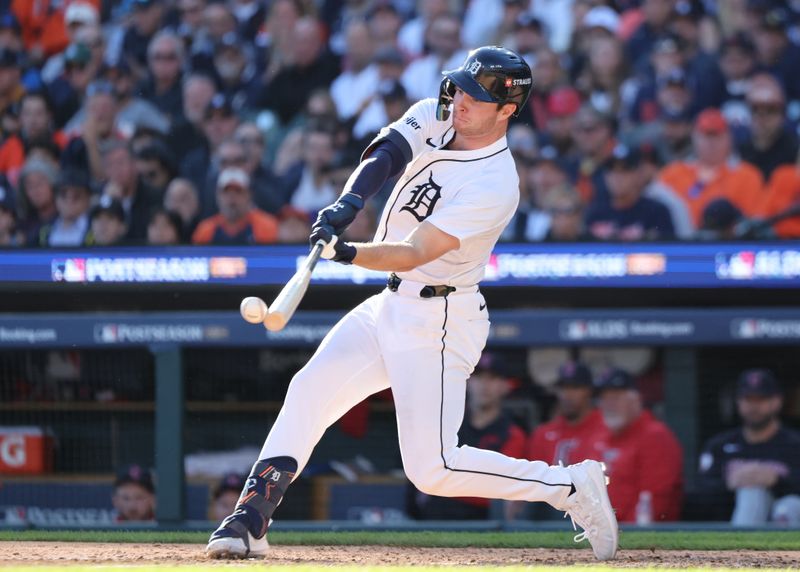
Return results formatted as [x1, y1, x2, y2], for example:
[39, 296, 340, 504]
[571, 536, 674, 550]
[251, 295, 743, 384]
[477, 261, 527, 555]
[0, 243, 798, 288]
[1, 309, 800, 348]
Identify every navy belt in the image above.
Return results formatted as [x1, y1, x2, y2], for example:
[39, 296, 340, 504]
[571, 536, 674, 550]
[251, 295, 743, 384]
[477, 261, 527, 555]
[387, 273, 456, 298]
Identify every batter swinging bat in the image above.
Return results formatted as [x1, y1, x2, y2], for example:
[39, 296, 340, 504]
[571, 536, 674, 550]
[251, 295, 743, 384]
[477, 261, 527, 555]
[264, 239, 326, 331]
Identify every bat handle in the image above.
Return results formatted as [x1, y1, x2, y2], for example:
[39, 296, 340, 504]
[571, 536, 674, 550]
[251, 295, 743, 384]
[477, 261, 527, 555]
[303, 239, 326, 271]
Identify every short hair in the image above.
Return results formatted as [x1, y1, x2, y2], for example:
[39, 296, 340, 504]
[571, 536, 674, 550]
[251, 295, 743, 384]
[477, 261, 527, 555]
[147, 30, 185, 63]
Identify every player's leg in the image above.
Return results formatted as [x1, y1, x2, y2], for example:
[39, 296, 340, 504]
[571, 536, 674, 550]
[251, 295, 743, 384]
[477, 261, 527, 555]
[208, 294, 391, 558]
[381, 292, 617, 560]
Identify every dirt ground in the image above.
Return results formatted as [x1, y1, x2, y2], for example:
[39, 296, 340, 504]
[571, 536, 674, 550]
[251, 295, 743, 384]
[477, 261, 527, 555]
[0, 542, 799, 568]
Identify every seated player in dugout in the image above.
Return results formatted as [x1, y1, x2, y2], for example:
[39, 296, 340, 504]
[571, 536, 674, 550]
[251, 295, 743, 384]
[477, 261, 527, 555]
[207, 46, 618, 562]
[692, 369, 800, 525]
[406, 352, 527, 520]
[112, 464, 155, 522]
[210, 473, 247, 524]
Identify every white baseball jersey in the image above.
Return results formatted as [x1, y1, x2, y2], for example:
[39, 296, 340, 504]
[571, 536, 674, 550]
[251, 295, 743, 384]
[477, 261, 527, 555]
[370, 98, 520, 287]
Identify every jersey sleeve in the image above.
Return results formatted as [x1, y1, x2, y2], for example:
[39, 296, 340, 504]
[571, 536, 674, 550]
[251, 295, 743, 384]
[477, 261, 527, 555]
[361, 98, 448, 163]
[426, 180, 520, 242]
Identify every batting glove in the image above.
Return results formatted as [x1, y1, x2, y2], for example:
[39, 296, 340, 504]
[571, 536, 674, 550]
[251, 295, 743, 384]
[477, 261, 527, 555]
[315, 232, 357, 265]
[313, 193, 364, 237]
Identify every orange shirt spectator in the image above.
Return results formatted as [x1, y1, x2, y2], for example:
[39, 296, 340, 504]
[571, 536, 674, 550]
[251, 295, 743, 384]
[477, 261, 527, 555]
[11, 0, 100, 60]
[658, 109, 764, 226]
[594, 369, 683, 523]
[192, 167, 279, 245]
[761, 164, 800, 238]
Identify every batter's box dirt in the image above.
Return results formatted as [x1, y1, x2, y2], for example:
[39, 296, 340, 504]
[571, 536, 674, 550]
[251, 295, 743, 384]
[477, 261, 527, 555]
[1, 542, 799, 568]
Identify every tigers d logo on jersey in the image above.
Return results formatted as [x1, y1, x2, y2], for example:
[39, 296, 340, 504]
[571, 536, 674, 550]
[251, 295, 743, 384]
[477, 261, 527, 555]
[401, 172, 442, 222]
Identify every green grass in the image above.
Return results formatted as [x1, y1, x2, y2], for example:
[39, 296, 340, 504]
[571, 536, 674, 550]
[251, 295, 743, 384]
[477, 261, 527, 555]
[1, 529, 800, 551]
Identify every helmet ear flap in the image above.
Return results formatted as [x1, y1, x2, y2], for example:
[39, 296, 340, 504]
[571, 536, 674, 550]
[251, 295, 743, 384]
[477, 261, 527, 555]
[436, 78, 456, 121]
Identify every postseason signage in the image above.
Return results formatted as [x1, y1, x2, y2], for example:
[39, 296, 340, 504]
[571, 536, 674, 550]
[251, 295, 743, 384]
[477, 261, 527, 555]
[0, 243, 798, 288]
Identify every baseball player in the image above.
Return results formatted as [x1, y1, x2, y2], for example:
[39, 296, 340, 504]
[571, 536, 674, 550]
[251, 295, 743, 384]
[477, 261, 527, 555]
[207, 46, 618, 561]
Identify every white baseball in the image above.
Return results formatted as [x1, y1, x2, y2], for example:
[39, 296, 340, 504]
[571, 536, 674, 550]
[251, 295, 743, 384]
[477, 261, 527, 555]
[240, 297, 268, 324]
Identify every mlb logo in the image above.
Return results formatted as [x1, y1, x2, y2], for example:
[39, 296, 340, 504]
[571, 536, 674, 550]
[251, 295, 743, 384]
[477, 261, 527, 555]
[505, 78, 513, 88]
[95, 324, 119, 343]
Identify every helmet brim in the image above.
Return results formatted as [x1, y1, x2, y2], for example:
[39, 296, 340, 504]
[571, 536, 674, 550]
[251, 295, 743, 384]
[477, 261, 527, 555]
[441, 69, 497, 103]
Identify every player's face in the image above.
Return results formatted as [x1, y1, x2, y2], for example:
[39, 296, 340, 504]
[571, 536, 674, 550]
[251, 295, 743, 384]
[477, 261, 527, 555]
[557, 386, 593, 422]
[467, 372, 509, 410]
[737, 395, 782, 431]
[451, 89, 513, 137]
[598, 389, 640, 432]
[113, 483, 155, 521]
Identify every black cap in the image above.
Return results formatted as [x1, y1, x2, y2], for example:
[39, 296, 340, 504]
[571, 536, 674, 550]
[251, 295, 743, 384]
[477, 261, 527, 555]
[64, 43, 91, 67]
[213, 473, 246, 499]
[373, 46, 404, 66]
[515, 13, 544, 30]
[721, 32, 756, 56]
[701, 198, 743, 230]
[595, 368, 636, 392]
[56, 169, 92, 194]
[114, 464, 155, 493]
[0, 47, 20, 68]
[605, 143, 640, 170]
[474, 352, 510, 378]
[658, 67, 688, 89]
[674, 0, 705, 19]
[90, 195, 125, 222]
[737, 368, 781, 397]
[103, 59, 132, 78]
[205, 93, 234, 118]
[556, 360, 593, 387]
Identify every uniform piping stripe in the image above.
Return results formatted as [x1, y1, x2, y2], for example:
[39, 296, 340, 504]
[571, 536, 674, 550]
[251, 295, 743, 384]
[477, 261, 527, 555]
[379, 146, 509, 241]
[438, 296, 570, 488]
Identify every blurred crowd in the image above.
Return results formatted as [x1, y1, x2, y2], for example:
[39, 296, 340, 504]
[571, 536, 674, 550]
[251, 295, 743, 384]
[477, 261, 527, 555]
[0, 0, 799, 248]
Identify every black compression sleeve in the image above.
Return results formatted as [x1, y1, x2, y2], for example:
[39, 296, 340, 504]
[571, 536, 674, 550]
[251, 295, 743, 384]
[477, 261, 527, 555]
[345, 138, 409, 202]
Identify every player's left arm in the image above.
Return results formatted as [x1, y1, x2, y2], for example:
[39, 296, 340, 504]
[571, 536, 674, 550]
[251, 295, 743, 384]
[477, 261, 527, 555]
[345, 221, 459, 272]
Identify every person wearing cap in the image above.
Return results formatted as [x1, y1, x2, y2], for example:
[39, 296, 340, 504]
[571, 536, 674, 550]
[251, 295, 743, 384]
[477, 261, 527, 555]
[164, 178, 201, 240]
[737, 74, 798, 180]
[625, 0, 678, 72]
[211, 473, 247, 523]
[17, 157, 58, 240]
[89, 194, 128, 246]
[0, 46, 24, 136]
[0, 183, 22, 246]
[540, 87, 580, 156]
[752, 8, 800, 102]
[352, 79, 410, 144]
[284, 126, 338, 216]
[695, 369, 800, 524]
[146, 207, 184, 245]
[397, 0, 450, 59]
[594, 368, 683, 522]
[572, 104, 617, 204]
[509, 13, 546, 64]
[512, 48, 565, 132]
[46, 42, 94, 128]
[330, 21, 381, 123]
[12, 0, 98, 62]
[167, 73, 217, 163]
[112, 463, 156, 522]
[528, 361, 606, 468]
[586, 143, 675, 241]
[658, 107, 764, 226]
[36, 170, 92, 247]
[192, 167, 279, 245]
[121, 0, 168, 78]
[408, 352, 527, 520]
[542, 185, 593, 241]
[214, 32, 258, 107]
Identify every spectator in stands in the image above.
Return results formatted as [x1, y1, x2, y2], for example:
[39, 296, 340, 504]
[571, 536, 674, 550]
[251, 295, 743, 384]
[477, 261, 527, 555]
[284, 126, 337, 216]
[543, 185, 592, 242]
[752, 8, 800, 102]
[40, 4, 100, 84]
[210, 473, 247, 523]
[164, 178, 201, 240]
[213, 33, 257, 110]
[516, 48, 564, 132]
[97, 60, 170, 137]
[398, 0, 449, 58]
[540, 87, 580, 158]
[638, 142, 694, 238]
[366, 0, 403, 52]
[626, 0, 676, 72]
[586, 144, 675, 241]
[401, 13, 467, 102]
[353, 78, 410, 147]
[112, 464, 156, 522]
[0, 92, 66, 187]
[61, 80, 123, 183]
[407, 352, 526, 520]
[90, 195, 128, 246]
[696, 198, 745, 241]
[573, 104, 616, 204]
[11, 0, 84, 64]
[134, 141, 177, 195]
[717, 33, 757, 113]
[100, 141, 161, 242]
[17, 157, 58, 240]
[0, 47, 24, 140]
[47, 43, 97, 129]
[658, 108, 764, 227]
[201, 2, 238, 48]
[654, 106, 693, 164]
[147, 207, 183, 245]
[594, 368, 683, 523]
[0, 183, 22, 246]
[232, 0, 267, 43]
[528, 360, 605, 467]
[695, 369, 800, 525]
[738, 74, 798, 180]
[277, 205, 311, 244]
[192, 167, 278, 245]
[169, 73, 217, 162]
[35, 170, 92, 247]
[251, 17, 340, 125]
[575, 35, 629, 117]
[139, 31, 185, 122]
[121, 0, 168, 79]
[331, 20, 379, 123]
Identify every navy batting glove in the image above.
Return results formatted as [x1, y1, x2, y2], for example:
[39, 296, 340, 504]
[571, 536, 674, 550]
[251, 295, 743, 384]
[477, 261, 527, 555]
[309, 222, 335, 248]
[330, 241, 357, 265]
[314, 193, 364, 236]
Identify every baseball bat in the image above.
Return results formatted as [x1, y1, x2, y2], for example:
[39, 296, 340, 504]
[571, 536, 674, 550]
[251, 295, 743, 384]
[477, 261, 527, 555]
[264, 240, 326, 331]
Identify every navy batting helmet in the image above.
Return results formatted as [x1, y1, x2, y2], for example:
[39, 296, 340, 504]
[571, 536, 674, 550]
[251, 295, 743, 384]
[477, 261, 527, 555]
[436, 46, 533, 121]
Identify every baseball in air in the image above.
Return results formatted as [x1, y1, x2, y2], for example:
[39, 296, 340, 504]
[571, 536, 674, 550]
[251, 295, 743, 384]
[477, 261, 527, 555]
[240, 297, 268, 324]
